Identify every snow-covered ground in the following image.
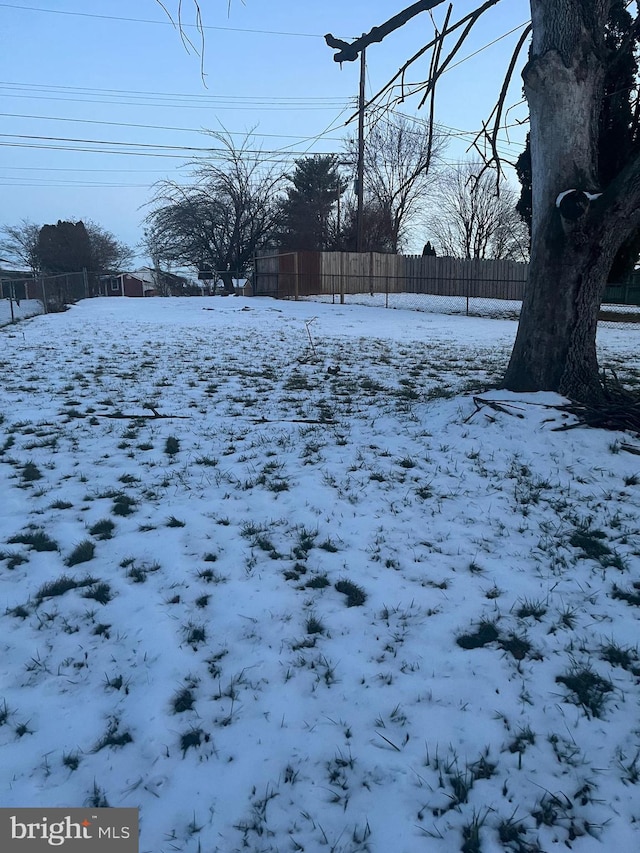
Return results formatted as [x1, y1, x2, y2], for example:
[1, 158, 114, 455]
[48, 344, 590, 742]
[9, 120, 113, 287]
[1, 297, 639, 853]
[0, 298, 44, 326]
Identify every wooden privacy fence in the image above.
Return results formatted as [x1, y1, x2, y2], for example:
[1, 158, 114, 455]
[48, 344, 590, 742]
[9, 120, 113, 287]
[255, 251, 529, 301]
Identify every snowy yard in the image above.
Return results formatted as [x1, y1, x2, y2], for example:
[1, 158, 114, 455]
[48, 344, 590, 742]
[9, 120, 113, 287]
[0, 299, 44, 327]
[1, 297, 639, 853]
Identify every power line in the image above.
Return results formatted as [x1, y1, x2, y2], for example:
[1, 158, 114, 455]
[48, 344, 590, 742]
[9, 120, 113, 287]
[0, 112, 345, 142]
[0, 2, 348, 38]
[445, 21, 530, 73]
[2, 165, 174, 172]
[0, 92, 347, 111]
[0, 80, 349, 104]
[0, 140, 340, 163]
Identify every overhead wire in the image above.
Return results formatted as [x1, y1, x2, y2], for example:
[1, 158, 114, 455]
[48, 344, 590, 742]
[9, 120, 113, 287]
[0, 111, 346, 142]
[0, 80, 349, 105]
[0, 13, 537, 190]
[0, 2, 350, 38]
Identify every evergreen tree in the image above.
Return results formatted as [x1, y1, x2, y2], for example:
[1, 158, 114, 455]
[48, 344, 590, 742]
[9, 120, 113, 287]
[37, 221, 93, 275]
[277, 155, 347, 251]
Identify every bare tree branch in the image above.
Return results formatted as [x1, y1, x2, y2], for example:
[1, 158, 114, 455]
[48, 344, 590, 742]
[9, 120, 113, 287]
[420, 4, 453, 185]
[325, 0, 450, 63]
[467, 24, 532, 184]
[344, 1, 503, 124]
[155, 0, 207, 83]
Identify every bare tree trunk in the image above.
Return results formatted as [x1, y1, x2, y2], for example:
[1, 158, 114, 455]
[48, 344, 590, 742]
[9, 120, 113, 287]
[502, 0, 632, 402]
[219, 270, 235, 294]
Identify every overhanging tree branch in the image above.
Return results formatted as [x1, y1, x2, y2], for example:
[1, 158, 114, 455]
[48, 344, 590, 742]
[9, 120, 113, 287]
[467, 23, 532, 182]
[325, 0, 451, 63]
[342, 0, 504, 125]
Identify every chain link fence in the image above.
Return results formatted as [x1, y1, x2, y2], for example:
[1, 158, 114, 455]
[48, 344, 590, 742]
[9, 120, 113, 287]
[296, 274, 525, 320]
[255, 270, 640, 330]
[1, 271, 90, 326]
[254, 253, 640, 331]
[299, 279, 640, 329]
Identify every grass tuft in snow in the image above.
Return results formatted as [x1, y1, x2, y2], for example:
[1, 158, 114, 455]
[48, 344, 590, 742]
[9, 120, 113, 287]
[8, 529, 58, 552]
[111, 492, 137, 517]
[334, 579, 367, 607]
[62, 752, 81, 772]
[36, 574, 97, 603]
[457, 620, 500, 649]
[82, 582, 113, 605]
[21, 460, 43, 483]
[164, 436, 180, 456]
[555, 663, 614, 718]
[65, 539, 96, 567]
[172, 687, 196, 714]
[89, 518, 115, 540]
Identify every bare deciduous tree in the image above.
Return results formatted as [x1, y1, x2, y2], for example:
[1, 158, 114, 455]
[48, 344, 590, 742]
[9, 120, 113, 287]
[427, 161, 529, 261]
[345, 112, 446, 252]
[0, 219, 41, 274]
[145, 132, 285, 291]
[84, 221, 133, 273]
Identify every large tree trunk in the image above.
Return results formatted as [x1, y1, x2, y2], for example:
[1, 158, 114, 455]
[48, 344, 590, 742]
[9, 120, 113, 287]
[502, 0, 639, 402]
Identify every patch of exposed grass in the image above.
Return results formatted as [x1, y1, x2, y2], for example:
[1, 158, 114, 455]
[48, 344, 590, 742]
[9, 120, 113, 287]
[0, 550, 28, 569]
[600, 640, 640, 673]
[457, 620, 500, 650]
[93, 718, 133, 752]
[89, 518, 115, 540]
[515, 597, 547, 620]
[50, 500, 73, 510]
[305, 614, 325, 635]
[62, 752, 81, 771]
[82, 582, 113, 605]
[21, 460, 43, 483]
[556, 664, 614, 718]
[499, 632, 534, 662]
[334, 578, 367, 607]
[196, 455, 218, 467]
[569, 529, 613, 561]
[8, 529, 58, 552]
[65, 539, 96, 567]
[306, 574, 330, 589]
[185, 623, 207, 648]
[35, 574, 97, 603]
[180, 728, 207, 757]
[165, 436, 180, 456]
[172, 687, 196, 713]
[611, 582, 640, 606]
[124, 560, 160, 583]
[111, 493, 137, 517]
[197, 567, 226, 584]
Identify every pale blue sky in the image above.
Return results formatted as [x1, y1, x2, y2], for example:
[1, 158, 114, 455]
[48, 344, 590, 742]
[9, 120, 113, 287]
[0, 0, 530, 263]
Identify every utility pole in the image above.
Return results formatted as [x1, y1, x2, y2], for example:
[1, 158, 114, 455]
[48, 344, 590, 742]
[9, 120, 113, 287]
[356, 44, 366, 253]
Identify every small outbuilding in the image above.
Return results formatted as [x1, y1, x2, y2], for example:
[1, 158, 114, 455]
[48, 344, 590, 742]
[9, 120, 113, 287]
[107, 273, 157, 298]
